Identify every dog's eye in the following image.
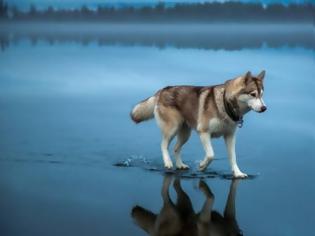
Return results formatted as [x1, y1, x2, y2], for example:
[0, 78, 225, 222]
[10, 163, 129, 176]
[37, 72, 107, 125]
[250, 92, 256, 97]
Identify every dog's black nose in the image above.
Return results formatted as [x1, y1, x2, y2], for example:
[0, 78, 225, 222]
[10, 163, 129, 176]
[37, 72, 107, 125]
[261, 106, 267, 112]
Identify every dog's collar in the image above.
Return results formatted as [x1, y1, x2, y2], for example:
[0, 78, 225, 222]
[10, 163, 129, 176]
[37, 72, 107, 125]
[223, 90, 244, 128]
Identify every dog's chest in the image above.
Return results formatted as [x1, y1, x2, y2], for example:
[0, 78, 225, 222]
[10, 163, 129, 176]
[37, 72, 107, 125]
[208, 118, 234, 138]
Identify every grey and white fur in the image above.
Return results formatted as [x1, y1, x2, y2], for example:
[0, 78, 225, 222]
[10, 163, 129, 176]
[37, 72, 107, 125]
[131, 71, 267, 178]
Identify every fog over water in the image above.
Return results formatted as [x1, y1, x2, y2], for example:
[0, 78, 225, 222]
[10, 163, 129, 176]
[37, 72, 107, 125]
[1, 23, 314, 51]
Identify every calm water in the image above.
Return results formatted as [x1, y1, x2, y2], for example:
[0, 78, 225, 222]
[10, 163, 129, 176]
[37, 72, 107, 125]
[0, 24, 314, 236]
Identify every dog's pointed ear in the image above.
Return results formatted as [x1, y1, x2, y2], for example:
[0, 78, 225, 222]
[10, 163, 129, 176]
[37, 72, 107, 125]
[257, 70, 266, 80]
[244, 71, 251, 84]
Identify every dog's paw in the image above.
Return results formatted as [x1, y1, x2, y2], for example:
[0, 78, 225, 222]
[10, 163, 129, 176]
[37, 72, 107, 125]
[164, 161, 173, 170]
[233, 171, 248, 179]
[199, 157, 213, 172]
[198, 164, 207, 172]
[176, 162, 190, 170]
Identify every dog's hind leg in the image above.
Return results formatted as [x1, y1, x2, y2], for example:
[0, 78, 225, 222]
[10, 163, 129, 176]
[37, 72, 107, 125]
[155, 106, 182, 169]
[174, 124, 191, 169]
[161, 133, 176, 169]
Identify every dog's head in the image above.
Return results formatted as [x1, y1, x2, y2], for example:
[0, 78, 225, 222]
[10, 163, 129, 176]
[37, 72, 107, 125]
[237, 71, 267, 113]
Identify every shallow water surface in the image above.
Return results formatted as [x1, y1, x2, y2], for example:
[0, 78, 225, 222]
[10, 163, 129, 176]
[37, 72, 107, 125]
[0, 24, 314, 236]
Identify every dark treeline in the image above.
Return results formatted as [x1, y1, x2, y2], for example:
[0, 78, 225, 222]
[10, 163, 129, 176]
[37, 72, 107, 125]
[0, 1, 314, 23]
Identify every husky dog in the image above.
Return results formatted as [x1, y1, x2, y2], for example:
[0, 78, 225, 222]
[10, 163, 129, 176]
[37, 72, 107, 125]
[130, 71, 266, 178]
[132, 176, 242, 236]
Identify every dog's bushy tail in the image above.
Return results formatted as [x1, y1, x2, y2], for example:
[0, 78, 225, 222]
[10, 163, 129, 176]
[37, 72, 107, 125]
[130, 96, 156, 123]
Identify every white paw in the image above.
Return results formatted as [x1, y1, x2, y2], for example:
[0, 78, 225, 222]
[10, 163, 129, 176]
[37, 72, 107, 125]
[176, 162, 190, 170]
[199, 157, 213, 172]
[233, 171, 248, 178]
[164, 161, 173, 169]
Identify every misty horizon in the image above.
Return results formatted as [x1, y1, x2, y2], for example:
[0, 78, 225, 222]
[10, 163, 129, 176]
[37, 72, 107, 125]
[0, 23, 313, 53]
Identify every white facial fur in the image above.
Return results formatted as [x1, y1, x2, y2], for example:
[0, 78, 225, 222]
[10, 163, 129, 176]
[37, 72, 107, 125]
[238, 90, 266, 112]
[248, 97, 266, 112]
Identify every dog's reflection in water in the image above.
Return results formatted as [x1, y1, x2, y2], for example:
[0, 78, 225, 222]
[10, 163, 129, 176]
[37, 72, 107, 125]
[131, 176, 243, 236]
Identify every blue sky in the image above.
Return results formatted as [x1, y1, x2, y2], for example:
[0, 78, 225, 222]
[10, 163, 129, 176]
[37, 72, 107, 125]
[7, 0, 313, 10]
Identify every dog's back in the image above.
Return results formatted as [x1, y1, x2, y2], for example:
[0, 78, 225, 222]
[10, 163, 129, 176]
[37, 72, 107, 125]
[130, 85, 220, 129]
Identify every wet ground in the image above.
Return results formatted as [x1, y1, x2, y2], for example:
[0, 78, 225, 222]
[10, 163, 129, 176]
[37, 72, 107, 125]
[0, 23, 314, 236]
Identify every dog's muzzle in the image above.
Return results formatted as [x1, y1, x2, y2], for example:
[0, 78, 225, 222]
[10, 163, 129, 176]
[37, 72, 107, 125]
[259, 106, 267, 113]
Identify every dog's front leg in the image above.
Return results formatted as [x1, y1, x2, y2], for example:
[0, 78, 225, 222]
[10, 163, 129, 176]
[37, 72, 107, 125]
[198, 132, 214, 171]
[224, 132, 247, 178]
